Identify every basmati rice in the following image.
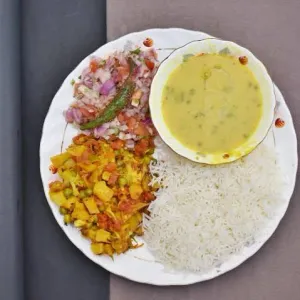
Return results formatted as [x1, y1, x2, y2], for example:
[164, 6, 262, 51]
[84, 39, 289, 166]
[144, 141, 286, 272]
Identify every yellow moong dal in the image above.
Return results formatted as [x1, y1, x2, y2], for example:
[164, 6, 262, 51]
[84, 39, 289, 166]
[162, 54, 263, 154]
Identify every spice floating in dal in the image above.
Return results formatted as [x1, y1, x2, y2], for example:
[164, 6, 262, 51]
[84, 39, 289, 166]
[162, 54, 263, 154]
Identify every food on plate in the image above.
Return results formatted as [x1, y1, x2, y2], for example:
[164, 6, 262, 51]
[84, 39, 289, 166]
[48, 42, 159, 257]
[161, 53, 263, 154]
[143, 38, 154, 47]
[48, 134, 156, 256]
[275, 118, 285, 128]
[46, 36, 287, 274]
[64, 44, 159, 148]
[144, 140, 285, 271]
[80, 71, 135, 130]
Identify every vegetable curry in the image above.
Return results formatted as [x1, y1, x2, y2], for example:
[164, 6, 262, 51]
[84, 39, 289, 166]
[49, 134, 156, 256]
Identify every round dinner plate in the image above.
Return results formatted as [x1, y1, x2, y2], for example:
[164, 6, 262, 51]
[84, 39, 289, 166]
[40, 28, 298, 285]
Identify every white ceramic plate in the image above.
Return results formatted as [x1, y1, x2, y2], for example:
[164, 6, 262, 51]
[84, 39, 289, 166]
[40, 28, 298, 285]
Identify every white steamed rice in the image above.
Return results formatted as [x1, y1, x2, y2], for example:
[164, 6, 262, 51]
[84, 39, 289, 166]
[143, 140, 286, 272]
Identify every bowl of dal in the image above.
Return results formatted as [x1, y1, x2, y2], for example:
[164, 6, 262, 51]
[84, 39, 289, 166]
[149, 38, 276, 164]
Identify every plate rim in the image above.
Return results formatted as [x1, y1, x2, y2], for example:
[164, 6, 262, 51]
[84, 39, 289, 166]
[39, 28, 298, 286]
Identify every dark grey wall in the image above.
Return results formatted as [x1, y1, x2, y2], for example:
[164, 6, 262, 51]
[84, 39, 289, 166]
[21, 1, 109, 300]
[0, 0, 23, 299]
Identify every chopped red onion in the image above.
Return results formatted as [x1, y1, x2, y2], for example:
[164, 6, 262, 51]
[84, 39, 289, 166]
[65, 109, 74, 123]
[126, 140, 135, 149]
[118, 132, 126, 140]
[109, 118, 120, 127]
[140, 93, 148, 105]
[107, 86, 117, 97]
[134, 59, 142, 67]
[105, 57, 114, 69]
[125, 110, 136, 117]
[82, 130, 92, 136]
[142, 117, 152, 125]
[111, 69, 119, 83]
[106, 128, 116, 136]
[132, 65, 141, 78]
[72, 108, 82, 124]
[132, 134, 139, 141]
[125, 133, 133, 140]
[148, 128, 153, 135]
[92, 82, 102, 92]
[135, 79, 143, 88]
[80, 97, 93, 106]
[95, 68, 111, 83]
[120, 125, 128, 131]
[141, 107, 148, 114]
[93, 124, 109, 138]
[118, 53, 127, 66]
[100, 79, 115, 95]
[83, 75, 93, 89]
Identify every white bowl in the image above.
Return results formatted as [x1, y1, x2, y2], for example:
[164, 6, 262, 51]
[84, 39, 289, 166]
[149, 38, 276, 164]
